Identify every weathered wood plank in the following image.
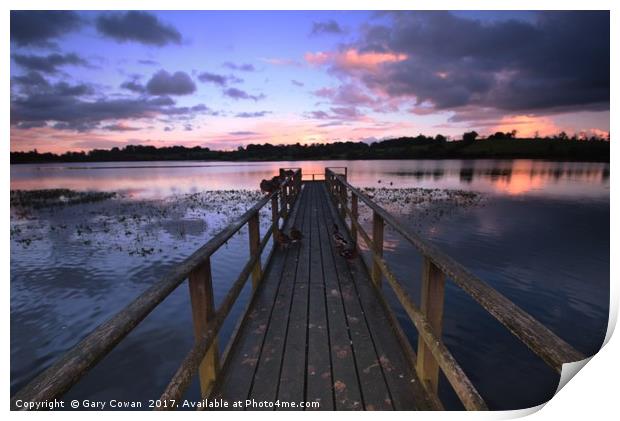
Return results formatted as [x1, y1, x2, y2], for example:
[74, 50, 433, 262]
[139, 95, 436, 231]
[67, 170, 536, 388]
[248, 187, 311, 407]
[317, 187, 393, 411]
[320, 182, 435, 411]
[316, 185, 364, 411]
[211, 185, 307, 407]
[277, 183, 313, 407]
[305, 183, 335, 410]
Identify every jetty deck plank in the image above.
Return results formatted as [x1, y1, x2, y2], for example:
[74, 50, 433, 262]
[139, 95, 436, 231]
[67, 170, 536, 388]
[211, 182, 433, 410]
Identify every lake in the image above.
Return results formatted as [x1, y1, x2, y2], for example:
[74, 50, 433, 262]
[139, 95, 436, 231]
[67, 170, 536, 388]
[10, 159, 609, 410]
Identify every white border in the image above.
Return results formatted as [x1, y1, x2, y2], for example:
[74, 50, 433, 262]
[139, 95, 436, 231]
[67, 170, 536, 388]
[4, 1, 616, 419]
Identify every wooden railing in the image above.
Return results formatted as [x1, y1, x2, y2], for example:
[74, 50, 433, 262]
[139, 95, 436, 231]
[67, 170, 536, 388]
[11, 169, 303, 410]
[325, 167, 585, 411]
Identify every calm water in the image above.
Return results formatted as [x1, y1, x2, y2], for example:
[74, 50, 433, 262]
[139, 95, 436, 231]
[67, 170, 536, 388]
[10, 159, 609, 410]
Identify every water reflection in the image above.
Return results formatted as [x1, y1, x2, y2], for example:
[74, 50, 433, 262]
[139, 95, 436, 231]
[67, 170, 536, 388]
[11, 159, 609, 200]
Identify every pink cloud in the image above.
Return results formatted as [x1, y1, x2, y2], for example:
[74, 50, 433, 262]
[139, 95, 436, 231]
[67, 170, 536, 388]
[305, 48, 407, 73]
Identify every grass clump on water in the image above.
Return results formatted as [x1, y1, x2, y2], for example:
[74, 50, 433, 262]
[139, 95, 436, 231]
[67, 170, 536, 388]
[10, 189, 116, 210]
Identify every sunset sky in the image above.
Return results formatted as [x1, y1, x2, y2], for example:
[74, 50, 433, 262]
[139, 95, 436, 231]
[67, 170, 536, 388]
[10, 10, 610, 153]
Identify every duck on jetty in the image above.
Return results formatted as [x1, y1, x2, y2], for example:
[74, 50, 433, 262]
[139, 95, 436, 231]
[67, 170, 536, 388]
[275, 230, 291, 248]
[290, 227, 303, 243]
[332, 224, 348, 249]
[260, 175, 282, 194]
[339, 247, 358, 260]
[332, 224, 357, 260]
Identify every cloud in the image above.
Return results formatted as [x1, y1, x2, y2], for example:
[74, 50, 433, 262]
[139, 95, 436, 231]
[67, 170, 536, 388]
[120, 80, 146, 93]
[12, 72, 93, 97]
[11, 73, 209, 132]
[305, 107, 363, 121]
[138, 59, 160, 66]
[291, 80, 305, 87]
[235, 111, 272, 118]
[310, 20, 344, 35]
[328, 11, 609, 119]
[146, 70, 196, 96]
[12, 71, 50, 90]
[197, 71, 243, 86]
[229, 131, 259, 136]
[223, 62, 255, 72]
[96, 11, 182, 46]
[101, 123, 141, 132]
[223, 88, 265, 101]
[305, 49, 407, 73]
[10, 11, 83, 47]
[12, 53, 90, 74]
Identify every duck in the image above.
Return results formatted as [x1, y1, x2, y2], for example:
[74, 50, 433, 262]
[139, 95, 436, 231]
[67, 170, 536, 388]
[332, 224, 348, 249]
[260, 179, 276, 194]
[275, 230, 291, 248]
[339, 247, 358, 260]
[290, 227, 303, 242]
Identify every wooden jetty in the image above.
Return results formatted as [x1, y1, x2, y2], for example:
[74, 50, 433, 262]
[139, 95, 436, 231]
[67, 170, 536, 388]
[11, 167, 585, 411]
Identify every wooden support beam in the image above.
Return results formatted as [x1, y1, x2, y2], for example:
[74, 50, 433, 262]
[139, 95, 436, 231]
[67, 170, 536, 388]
[417, 257, 446, 394]
[371, 210, 384, 288]
[271, 195, 279, 237]
[248, 212, 262, 290]
[339, 181, 347, 219]
[350, 194, 358, 248]
[188, 259, 220, 398]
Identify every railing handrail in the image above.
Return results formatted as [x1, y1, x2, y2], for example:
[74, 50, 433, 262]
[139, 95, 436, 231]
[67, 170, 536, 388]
[325, 168, 585, 373]
[11, 169, 302, 409]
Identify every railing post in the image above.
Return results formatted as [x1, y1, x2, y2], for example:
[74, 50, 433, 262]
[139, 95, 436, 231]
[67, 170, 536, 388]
[188, 258, 220, 398]
[339, 180, 347, 219]
[351, 193, 358, 248]
[248, 211, 262, 290]
[280, 186, 287, 219]
[271, 195, 279, 238]
[371, 210, 384, 288]
[417, 256, 446, 394]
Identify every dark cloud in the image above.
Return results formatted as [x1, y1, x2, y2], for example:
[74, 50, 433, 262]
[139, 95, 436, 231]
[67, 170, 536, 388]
[223, 88, 265, 101]
[223, 62, 255, 72]
[11, 73, 209, 132]
[96, 11, 182, 46]
[198, 72, 243, 86]
[235, 111, 271, 118]
[343, 11, 609, 117]
[12, 53, 90, 74]
[311, 20, 344, 35]
[146, 70, 196, 96]
[120, 80, 146, 93]
[291, 80, 305, 87]
[11, 71, 50, 89]
[10, 11, 82, 47]
[12, 72, 93, 97]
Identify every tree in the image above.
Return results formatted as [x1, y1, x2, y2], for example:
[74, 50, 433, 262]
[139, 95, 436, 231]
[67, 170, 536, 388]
[462, 131, 479, 144]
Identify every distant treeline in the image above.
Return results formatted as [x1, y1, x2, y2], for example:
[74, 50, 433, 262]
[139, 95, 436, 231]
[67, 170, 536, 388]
[10, 132, 610, 164]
